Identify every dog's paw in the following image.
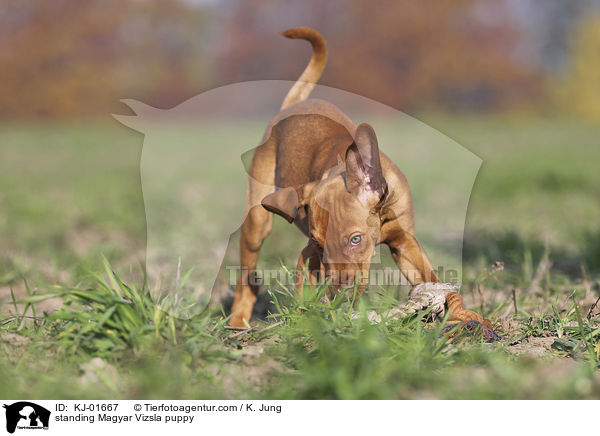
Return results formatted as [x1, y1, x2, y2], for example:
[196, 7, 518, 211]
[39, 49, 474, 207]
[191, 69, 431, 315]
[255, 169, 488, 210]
[443, 319, 502, 342]
[228, 316, 251, 330]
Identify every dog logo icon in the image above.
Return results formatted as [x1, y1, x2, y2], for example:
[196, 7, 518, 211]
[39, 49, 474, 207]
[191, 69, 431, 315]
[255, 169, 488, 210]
[3, 402, 50, 433]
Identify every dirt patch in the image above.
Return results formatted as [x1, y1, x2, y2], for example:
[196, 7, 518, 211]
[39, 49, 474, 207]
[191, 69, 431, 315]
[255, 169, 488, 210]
[494, 317, 522, 336]
[0, 331, 31, 362]
[505, 336, 557, 357]
[216, 337, 291, 396]
[79, 357, 121, 391]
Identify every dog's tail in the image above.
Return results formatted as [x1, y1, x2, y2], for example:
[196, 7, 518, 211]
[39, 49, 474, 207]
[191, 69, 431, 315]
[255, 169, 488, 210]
[280, 27, 328, 110]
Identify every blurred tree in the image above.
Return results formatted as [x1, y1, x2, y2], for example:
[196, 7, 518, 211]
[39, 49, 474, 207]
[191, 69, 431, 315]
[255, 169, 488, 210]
[0, 0, 553, 118]
[556, 15, 600, 120]
[215, 0, 539, 112]
[0, 0, 212, 118]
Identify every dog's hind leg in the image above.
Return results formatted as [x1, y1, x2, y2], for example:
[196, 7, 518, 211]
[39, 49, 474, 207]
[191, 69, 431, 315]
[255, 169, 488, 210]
[230, 140, 276, 328]
[294, 240, 324, 296]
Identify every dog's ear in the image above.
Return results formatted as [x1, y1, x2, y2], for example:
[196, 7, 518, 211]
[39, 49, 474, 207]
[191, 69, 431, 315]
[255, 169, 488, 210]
[345, 123, 387, 204]
[261, 182, 316, 223]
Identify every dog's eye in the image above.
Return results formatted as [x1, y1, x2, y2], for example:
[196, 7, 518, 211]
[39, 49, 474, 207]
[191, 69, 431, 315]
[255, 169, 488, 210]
[350, 234, 362, 246]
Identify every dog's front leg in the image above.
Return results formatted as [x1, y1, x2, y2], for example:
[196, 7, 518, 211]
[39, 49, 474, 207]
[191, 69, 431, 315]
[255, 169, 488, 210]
[384, 225, 439, 285]
[384, 222, 501, 340]
[230, 202, 273, 328]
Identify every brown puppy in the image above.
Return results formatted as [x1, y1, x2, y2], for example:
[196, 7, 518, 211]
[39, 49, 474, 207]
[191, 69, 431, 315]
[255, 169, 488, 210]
[230, 27, 479, 330]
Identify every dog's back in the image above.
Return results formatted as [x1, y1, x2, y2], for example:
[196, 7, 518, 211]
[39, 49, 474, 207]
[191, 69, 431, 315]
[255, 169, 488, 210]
[265, 27, 359, 188]
[271, 111, 352, 188]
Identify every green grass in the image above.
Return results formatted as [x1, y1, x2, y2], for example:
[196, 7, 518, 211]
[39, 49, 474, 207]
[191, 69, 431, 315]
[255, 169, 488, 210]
[1, 115, 600, 399]
[2, 260, 599, 399]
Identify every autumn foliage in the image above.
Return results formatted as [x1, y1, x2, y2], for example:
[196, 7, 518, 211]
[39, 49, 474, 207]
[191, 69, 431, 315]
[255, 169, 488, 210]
[0, 0, 593, 118]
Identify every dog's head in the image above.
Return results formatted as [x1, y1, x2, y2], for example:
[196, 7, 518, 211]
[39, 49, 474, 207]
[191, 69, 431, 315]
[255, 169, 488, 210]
[262, 123, 389, 294]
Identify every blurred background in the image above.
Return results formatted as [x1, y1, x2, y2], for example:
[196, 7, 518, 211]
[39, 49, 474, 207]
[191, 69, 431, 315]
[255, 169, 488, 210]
[1, 0, 599, 118]
[1, 0, 599, 312]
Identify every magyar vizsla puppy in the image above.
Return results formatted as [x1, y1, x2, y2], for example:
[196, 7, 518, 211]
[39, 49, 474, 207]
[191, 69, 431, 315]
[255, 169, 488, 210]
[229, 27, 498, 340]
